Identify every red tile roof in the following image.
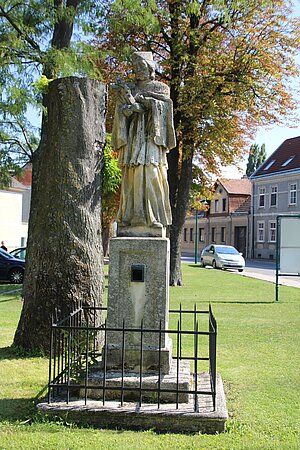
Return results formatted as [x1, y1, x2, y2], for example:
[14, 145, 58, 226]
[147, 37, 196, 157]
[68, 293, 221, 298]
[218, 178, 252, 195]
[16, 165, 32, 186]
[253, 136, 300, 177]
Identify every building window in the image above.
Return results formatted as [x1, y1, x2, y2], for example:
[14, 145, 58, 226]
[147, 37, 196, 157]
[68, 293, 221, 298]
[289, 183, 297, 205]
[263, 159, 276, 170]
[257, 222, 265, 242]
[221, 227, 226, 243]
[270, 186, 277, 207]
[183, 228, 187, 241]
[258, 187, 265, 207]
[282, 156, 294, 167]
[215, 199, 219, 212]
[269, 222, 276, 242]
[199, 228, 204, 242]
[222, 198, 226, 212]
[190, 228, 194, 242]
[211, 227, 215, 242]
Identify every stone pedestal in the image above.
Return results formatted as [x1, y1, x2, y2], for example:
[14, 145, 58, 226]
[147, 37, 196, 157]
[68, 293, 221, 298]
[105, 237, 172, 373]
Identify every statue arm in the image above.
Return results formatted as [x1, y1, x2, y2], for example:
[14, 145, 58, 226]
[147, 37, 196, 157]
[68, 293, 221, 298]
[122, 102, 144, 117]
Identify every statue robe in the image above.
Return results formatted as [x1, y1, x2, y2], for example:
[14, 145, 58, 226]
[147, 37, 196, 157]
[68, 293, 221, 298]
[112, 80, 176, 227]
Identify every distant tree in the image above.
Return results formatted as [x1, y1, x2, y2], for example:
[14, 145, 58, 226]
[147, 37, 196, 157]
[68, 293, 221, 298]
[257, 143, 267, 169]
[246, 143, 267, 177]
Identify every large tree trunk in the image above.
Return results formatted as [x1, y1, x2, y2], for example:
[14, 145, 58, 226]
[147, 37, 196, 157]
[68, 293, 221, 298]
[169, 152, 193, 286]
[167, 2, 198, 286]
[14, 77, 107, 352]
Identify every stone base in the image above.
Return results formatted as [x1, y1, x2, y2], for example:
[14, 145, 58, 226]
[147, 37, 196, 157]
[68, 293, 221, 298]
[104, 336, 173, 374]
[117, 225, 166, 238]
[82, 360, 190, 403]
[106, 237, 171, 369]
[37, 373, 228, 434]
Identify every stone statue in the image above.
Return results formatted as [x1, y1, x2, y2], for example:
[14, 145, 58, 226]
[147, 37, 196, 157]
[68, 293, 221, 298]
[111, 51, 176, 234]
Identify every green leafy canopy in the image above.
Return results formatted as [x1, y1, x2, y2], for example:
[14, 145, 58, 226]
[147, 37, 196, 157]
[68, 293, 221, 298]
[0, 0, 106, 184]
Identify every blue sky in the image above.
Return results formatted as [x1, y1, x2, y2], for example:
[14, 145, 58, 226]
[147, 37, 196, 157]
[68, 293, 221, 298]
[223, 0, 300, 177]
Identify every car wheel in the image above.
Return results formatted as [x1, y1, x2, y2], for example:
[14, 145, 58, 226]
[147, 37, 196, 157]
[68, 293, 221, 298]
[238, 269, 244, 273]
[200, 258, 205, 267]
[212, 260, 217, 269]
[9, 268, 24, 284]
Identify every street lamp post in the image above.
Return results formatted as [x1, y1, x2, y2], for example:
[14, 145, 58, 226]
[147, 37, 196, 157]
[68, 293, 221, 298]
[194, 209, 199, 264]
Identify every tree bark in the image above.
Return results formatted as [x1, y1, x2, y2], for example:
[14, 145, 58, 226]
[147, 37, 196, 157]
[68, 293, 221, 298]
[169, 151, 193, 286]
[167, 1, 198, 286]
[14, 77, 107, 352]
[102, 220, 114, 257]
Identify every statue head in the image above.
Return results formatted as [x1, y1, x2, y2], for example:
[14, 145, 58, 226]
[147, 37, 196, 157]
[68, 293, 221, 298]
[132, 52, 155, 81]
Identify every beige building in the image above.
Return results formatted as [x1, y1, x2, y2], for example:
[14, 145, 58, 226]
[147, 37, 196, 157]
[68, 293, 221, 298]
[181, 178, 252, 259]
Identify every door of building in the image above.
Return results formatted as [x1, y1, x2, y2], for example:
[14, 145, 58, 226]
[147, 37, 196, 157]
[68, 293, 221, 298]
[234, 226, 246, 256]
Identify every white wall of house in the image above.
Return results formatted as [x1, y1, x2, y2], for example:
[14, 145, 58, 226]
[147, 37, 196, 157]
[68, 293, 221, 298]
[0, 187, 29, 251]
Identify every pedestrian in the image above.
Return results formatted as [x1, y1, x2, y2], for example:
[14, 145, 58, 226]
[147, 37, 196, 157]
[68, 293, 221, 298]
[1, 241, 8, 251]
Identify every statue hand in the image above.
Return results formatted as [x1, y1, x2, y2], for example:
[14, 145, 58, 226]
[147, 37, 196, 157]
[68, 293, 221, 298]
[135, 94, 151, 108]
[122, 103, 144, 117]
[129, 103, 144, 113]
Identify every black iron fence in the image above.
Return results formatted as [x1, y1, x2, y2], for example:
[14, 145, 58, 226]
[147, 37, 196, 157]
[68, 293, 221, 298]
[48, 304, 217, 411]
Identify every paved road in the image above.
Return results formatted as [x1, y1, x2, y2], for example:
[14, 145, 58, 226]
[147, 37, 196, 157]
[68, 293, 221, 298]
[181, 255, 300, 289]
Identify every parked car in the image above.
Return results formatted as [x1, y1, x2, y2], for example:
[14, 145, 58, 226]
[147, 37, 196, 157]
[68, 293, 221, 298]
[200, 244, 245, 272]
[10, 246, 26, 260]
[0, 248, 25, 283]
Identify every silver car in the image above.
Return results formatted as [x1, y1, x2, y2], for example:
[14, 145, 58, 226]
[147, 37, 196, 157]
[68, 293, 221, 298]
[200, 244, 245, 272]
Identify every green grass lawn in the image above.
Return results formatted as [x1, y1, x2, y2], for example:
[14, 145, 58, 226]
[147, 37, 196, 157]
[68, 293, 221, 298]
[0, 267, 299, 449]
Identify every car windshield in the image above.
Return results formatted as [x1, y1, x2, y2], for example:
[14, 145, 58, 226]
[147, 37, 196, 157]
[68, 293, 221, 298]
[0, 248, 14, 259]
[215, 246, 239, 255]
[11, 248, 26, 259]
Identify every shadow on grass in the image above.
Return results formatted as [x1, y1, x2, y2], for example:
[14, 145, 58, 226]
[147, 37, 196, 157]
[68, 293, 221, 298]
[0, 345, 47, 361]
[0, 398, 37, 422]
[0, 296, 20, 303]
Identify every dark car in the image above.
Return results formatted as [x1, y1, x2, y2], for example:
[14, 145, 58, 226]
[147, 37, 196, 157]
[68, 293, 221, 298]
[10, 246, 26, 260]
[0, 248, 25, 283]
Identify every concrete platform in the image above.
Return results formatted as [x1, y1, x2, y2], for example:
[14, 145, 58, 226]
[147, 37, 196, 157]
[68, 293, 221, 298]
[37, 373, 228, 434]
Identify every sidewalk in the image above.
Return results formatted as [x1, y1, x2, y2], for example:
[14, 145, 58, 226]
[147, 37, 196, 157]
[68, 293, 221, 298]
[242, 267, 300, 289]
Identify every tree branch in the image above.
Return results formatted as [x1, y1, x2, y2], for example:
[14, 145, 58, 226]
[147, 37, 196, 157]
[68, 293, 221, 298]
[0, 6, 41, 53]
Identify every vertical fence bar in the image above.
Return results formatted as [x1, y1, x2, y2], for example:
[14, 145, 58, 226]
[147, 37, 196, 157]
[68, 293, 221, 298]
[48, 317, 54, 404]
[176, 319, 180, 409]
[179, 303, 182, 359]
[53, 325, 58, 394]
[139, 320, 144, 408]
[194, 320, 199, 412]
[209, 304, 217, 411]
[64, 328, 67, 387]
[102, 319, 108, 405]
[121, 319, 125, 406]
[67, 316, 72, 404]
[84, 316, 89, 406]
[157, 320, 162, 409]
[193, 303, 197, 339]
